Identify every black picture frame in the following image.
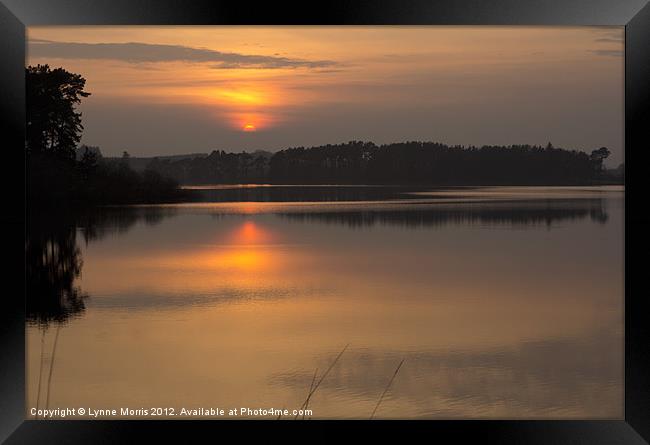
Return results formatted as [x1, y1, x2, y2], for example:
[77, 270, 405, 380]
[2, 1, 648, 443]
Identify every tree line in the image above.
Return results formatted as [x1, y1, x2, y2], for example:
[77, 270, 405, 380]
[26, 64, 621, 204]
[145, 141, 618, 186]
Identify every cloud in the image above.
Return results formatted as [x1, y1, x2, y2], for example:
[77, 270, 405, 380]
[28, 39, 338, 69]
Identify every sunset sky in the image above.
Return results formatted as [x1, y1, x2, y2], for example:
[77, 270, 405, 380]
[27, 26, 624, 165]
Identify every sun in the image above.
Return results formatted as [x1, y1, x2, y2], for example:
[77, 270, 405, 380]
[243, 123, 256, 132]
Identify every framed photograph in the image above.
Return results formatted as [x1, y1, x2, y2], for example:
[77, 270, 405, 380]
[2, 0, 649, 442]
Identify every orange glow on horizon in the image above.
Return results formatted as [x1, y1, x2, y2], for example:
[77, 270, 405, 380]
[26, 26, 624, 160]
[218, 90, 266, 105]
[229, 111, 275, 132]
[208, 87, 278, 132]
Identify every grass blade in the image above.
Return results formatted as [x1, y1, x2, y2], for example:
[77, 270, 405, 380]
[302, 367, 318, 420]
[370, 359, 404, 420]
[295, 343, 349, 419]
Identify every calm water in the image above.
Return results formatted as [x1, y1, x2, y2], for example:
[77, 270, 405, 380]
[26, 186, 624, 419]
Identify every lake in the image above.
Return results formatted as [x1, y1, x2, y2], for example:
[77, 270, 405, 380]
[26, 185, 624, 419]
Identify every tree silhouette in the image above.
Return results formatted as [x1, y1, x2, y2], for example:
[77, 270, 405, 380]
[26, 66, 182, 206]
[590, 147, 611, 172]
[145, 141, 616, 186]
[26, 64, 91, 160]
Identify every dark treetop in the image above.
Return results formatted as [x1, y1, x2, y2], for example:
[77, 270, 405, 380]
[26, 65, 183, 206]
[144, 141, 619, 186]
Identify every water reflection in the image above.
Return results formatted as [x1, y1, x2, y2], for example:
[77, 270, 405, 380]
[25, 187, 624, 419]
[78, 206, 178, 244]
[183, 184, 621, 204]
[26, 197, 611, 319]
[26, 207, 178, 325]
[278, 199, 609, 228]
[183, 184, 422, 203]
[270, 328, 622, 418]
[26, 216, 87, 326]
